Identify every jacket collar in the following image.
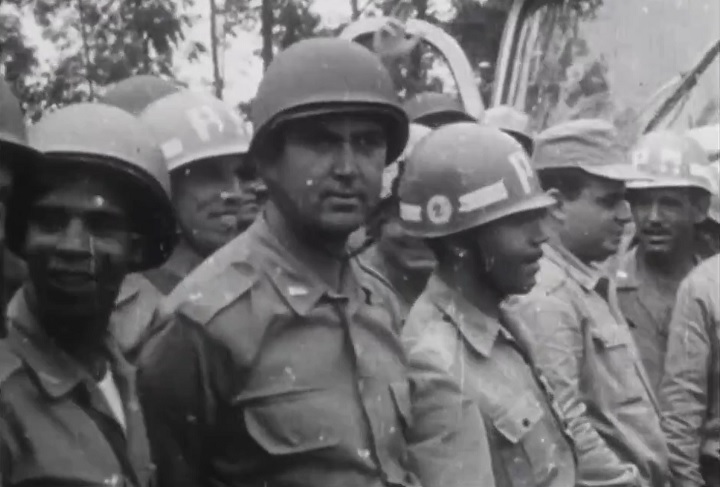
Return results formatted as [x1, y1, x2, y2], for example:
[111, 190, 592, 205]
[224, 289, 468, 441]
[544, 242, 601, 291]
[250, 215, 373, 317]
[7, 288, 133, 399]
[424, 273, 504, 358]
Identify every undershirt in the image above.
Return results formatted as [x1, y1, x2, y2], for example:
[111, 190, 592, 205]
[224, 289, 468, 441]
[96, 369, 126, 431]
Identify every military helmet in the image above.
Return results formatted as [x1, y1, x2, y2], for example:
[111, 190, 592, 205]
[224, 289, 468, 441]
[0, 77, 39, 166]
[100, 75, 182, 116]
[403, 92, 476, 128]
[484, 105, 534, 154]
[381, 123, 432, 200]
[5, 103, 177, 271]
[140, 90, 252, 173]
[250, 37, 408, 163]
[399, 123, 555, 238]
[628, 130, 713, 193]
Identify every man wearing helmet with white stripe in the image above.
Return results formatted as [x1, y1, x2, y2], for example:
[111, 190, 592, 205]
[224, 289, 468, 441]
[138, 37, 485, 487]
[400, 123, 576, 486]
[615, 131, 714, 393]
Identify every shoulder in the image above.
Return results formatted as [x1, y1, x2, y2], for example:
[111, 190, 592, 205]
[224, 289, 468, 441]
[403, 294, 459, 372]
[161, 232, 257, 318]
[0, 340, 23, 390]
[171, 260, 260, 327]
[533, 256, 574, 296]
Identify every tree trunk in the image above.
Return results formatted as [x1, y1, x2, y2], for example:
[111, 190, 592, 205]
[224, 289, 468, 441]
[209, 0, 224, 98]
[350, 0, 360, 19]
[261, 0, 274, 70]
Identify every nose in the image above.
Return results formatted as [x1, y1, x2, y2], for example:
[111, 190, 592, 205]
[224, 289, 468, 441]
[647, 200, 663, 223]
[532, 214, 551, 246]
[56, 218, 91, 256]
[333, 142, 359, 178]
[615, 199, 633, 225]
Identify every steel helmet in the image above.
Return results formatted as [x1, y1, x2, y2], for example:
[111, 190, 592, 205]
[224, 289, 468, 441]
[250, 37, 408, 162]
[403, 92, 477, 128]
[381, 123, 432, 199]
[5, 103, 177, 271]
[628, 130, 713, 193]
[100, 75, 182, 116]
[399, 123, 555, 238]
[484, 105, 534, 154]
[139, 90, 252, 173]
[0, 77, 39, 167]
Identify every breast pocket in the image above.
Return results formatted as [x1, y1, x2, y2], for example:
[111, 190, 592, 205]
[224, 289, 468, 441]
[590, 325, 645, 405]
[493, 393, 560, 486]
[243, 390, 342, 456]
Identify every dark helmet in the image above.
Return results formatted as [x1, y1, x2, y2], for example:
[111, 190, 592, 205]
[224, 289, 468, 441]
[484, 105, 534, 155]
[399, 123, 554, 238]
[0, 77, 39, 168]
[5, 103, 177, 271]
[100, 75, 182, 116]
[139, 90, 252, 173]
[250, 37, 408, 163]
[403, 92, 476, 128]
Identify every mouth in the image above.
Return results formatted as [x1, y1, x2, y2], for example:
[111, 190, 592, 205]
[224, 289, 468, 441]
[46, 270, 96, 290]
[324, 191, 363, 209]
[641, 229, 673, 244]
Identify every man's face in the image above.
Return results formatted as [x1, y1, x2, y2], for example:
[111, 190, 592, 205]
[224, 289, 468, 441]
[262, 114, 388, 238]
[560, 175, 632, 263]
[471, 208, 549, 296]
[377, 211, 436, 274]
[24, 176, 136, 329]
[629, 187, 704, 257]
[172, 154, 267, 255]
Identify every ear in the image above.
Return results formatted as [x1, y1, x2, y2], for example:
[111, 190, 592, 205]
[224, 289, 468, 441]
[545, 188, 566, 224]
[690, 191, 711, 224]
[127, 233, 147, 270]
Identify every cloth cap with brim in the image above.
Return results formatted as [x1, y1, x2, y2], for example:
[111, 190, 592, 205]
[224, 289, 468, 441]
[533, 118, 648, 181]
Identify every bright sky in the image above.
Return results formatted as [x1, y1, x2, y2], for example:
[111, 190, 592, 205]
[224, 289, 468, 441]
[15, 0, 453, 107]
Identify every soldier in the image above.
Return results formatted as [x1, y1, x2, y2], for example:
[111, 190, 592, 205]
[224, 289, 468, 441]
[361, 123, 436, 314]
[615, 131, 713, 393]
[484, 104, 534, 155]
[696, 160, 720, 257]
[138, 38, 486, 487]
[508, 119, 670, 487]
[0, 77, 38, 334]
[659, 253, 720, 487]
[0, 103, 177, 486]
[100, 74, 182, 116]
[400, 123, 575, 486]
[403, 91, 477, 128]
[138, 91, 267, 295]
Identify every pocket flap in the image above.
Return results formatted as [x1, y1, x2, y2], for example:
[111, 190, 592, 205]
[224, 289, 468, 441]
[389, 380, 412, 427]
[591, 325, 630, 349]
[244, 394, 341, 455]
[493, 394, 544, 444]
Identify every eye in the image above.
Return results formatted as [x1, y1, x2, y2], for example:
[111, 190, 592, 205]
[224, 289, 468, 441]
[355, 132, 385, 152]
[30, 208, 67, 233]
[86, 213, 129, 238]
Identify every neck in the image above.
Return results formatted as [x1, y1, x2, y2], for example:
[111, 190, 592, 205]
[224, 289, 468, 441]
[638, 243, 696, 281]
[437, 258, 502, 319]
[264, 202, 348, 290]
[25, 287, 112, 380]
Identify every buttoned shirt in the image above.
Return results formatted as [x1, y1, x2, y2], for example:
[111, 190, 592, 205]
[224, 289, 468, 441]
[616, 246, 701, 393]
[0, 291, 154, 487]
[138, 216, 430, 487]
[508, 243, 670, 487]
[660, 254, 720, 487]
[404, 274, 576, 487]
